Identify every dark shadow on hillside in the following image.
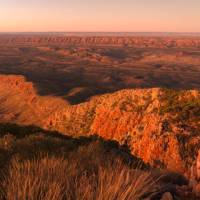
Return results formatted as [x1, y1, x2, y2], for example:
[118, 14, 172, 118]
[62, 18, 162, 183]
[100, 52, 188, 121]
[0, 46, 199, 104]
[1, 70, 200, 105]
[0, 123, 147, 169]
[0, 122, 189, 196]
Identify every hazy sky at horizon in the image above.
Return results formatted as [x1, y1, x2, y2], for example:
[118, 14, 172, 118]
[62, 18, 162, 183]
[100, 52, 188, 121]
[0, 0, 200, 32]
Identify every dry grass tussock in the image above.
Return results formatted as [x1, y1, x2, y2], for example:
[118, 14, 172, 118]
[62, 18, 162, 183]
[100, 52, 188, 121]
[0, 156, 160, 200]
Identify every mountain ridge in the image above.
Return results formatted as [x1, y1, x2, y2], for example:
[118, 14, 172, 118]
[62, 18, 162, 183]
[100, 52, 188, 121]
[1, 36, 200, 48]
[0, 74, 200, 178]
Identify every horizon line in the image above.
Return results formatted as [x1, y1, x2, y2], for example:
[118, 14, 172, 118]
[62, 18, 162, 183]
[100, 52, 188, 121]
[1, 31, 200, 37]
[1, 31, 200, 33]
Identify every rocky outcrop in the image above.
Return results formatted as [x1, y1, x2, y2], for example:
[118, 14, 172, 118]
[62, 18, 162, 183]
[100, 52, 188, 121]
[189, 150, 200, 197]
[1, 36, 200, 48]
[0, 75, 200, 178]
[0, 75, 67, 125]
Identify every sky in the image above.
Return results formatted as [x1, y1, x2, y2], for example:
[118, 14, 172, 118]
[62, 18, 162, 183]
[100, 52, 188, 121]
[0, 0, 200, 32]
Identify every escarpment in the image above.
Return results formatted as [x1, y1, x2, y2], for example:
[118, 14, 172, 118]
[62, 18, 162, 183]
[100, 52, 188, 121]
[0, 75, 67, 125]
[0, 75, 200, 177]
[1, 35, 200, 48]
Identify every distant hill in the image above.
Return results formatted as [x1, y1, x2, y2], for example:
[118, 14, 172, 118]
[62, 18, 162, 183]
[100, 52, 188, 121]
[0, 35, 200, 48]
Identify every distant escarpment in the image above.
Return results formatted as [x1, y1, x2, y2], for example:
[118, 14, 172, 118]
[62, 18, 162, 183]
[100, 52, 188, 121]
[1, 35, 200, 48]
[0, 75, 200, 177]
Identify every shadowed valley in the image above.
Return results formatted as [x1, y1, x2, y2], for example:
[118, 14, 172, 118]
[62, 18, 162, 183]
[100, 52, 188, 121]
[0, 36, 200, 104]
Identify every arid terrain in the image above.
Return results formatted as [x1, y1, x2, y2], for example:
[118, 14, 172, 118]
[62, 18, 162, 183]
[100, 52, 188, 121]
[0, 35, 200, 104]
[0, 35, 200, 199]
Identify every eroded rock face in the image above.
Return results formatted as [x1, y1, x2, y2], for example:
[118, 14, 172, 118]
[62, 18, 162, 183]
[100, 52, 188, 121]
[189, 150, 200, 196]
[160, 192, 173, 200]
[0, 75, 200, 177]
[0, 75, 67, 125]
[197, 151, 200, 180]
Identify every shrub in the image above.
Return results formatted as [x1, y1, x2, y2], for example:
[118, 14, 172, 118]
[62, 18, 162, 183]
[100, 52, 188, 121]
[159, 89, 200, 122]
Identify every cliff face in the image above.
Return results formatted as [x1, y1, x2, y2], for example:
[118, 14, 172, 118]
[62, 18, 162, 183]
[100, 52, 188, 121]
[0, 75, 200, 177]
[0, 75, 67, 125]
[1, 36, 200, 48]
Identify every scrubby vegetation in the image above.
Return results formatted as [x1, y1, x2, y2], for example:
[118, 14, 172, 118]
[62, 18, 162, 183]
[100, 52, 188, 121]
[1, 156, 159, 200]
[0, 123, 169, 200]
[160, 89, 200, 122]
